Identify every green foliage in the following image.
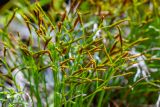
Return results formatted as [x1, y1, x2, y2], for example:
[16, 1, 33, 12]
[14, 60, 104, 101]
[0, 0, 160, 107]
